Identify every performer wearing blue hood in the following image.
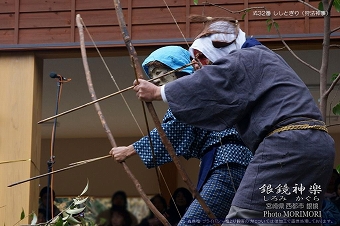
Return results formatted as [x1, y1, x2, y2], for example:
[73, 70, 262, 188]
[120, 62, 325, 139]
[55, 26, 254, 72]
[110, 45, 252, 225]
[133, 17, 335, 226]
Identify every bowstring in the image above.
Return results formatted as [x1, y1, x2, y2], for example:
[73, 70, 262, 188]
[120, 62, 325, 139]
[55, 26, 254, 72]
[161, 0, 197, 217]
[79, 18, 144, 136]
[162, 0, 197, 218]
[163, 0, 204, 70]
[158, 169, 184, 218]
[218, 133, 237, 194]
[79, 17, 167, 196]
[163, 0, 190, 49]
[201, 1, 238, 194]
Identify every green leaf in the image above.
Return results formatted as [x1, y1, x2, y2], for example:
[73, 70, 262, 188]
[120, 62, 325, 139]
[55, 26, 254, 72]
[66, 206, 86, 215]
[332, 103, 340, 115]
[333, 103, 340, 115]
[20, 209, 25, 220]
[334, 0, 340, 12]
[79, 179, 89, 197]
[241, 9, 251, 20]
[98, 218, 107, 225]
[80, 218, 87, 226]
[336, 164, 340, 174]
[52, 215, 64, 226]
[318, 1, 324, 10]
[62, 214, 70, 221]
[331, 73, 339, 82]
[273, 22, 279, 29]
[267, 23, 272, 32]
[66, 215, 81, 224]
[30, 213, 37, 225]
[74, 197, 88, 205]
[193, 0, 199, 5]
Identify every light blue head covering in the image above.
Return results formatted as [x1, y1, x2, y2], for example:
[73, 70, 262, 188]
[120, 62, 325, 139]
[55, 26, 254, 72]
[142, 46, 194, 78]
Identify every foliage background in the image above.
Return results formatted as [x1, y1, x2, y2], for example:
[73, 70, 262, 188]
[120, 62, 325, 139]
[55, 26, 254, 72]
[55, 196, 150, 223]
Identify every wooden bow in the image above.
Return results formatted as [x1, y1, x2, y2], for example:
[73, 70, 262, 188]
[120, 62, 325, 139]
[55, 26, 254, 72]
[113, 0, 218, 223]
[76, 15, 170, 225]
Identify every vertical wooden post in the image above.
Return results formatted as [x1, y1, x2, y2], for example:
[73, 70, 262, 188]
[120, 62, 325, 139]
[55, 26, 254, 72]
[0, 52, 43, 225]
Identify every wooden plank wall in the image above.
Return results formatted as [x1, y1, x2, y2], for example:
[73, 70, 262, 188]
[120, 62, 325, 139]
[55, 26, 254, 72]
[0, 0, 339, 47]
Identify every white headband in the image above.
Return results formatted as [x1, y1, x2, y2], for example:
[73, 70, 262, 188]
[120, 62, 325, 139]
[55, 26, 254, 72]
[189, 28, 246, 63]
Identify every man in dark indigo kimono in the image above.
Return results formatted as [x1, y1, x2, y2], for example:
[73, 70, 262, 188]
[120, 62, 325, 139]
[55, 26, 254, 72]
[133, 17, 335, 226]
[110, 45, 253, 225]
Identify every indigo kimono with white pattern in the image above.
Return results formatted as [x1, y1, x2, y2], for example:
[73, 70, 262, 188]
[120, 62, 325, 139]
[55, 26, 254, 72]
[133, 109, 252, 170]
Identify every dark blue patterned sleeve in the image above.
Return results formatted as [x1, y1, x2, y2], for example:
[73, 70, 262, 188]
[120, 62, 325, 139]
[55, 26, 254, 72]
[133, 109, 210, 168]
